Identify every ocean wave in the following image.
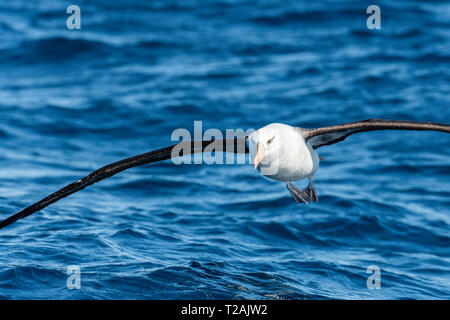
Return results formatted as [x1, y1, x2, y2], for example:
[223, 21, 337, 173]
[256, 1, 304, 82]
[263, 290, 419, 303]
[0, 36, 113, 64]
[0, 0, 449, 300]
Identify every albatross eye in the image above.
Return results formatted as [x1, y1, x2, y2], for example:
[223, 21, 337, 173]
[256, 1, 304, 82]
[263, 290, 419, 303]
[267, 136, 274, 144]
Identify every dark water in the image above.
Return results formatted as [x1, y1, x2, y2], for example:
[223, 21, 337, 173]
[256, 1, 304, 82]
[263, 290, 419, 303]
[0, 0, 449, 299]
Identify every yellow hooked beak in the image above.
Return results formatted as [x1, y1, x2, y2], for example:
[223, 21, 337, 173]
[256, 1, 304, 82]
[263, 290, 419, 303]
[253, 142, 265, 169]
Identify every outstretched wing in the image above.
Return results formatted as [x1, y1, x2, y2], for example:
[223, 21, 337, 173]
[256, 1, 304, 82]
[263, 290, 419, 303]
[302, 119, 450, 149]
[0, 137, 248, 230]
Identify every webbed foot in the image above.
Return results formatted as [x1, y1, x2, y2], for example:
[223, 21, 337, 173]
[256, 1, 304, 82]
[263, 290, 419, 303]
[286, 182, 308, 205]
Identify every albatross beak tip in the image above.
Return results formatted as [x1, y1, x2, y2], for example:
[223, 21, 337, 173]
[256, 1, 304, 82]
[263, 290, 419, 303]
[253, 142, 265, 170]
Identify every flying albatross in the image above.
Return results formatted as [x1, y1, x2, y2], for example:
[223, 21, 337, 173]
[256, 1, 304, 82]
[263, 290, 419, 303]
[0, 118, 449, 230]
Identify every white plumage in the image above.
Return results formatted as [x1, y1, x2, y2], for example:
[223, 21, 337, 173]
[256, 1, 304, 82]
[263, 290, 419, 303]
[248, 123, 320, 203]
[1, 119, 449, 229]
[247, 119, 450, 204]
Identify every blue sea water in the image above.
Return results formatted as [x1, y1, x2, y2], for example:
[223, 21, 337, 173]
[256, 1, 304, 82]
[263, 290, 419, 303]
[0, 0, 449, 299]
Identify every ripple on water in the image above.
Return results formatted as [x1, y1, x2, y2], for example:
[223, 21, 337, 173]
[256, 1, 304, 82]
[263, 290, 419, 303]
[0, 0, 449, 300]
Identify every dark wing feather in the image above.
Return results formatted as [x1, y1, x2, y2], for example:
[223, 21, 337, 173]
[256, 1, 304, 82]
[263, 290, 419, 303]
[302, 119, 450, 149]
[0, 137, 248, 230]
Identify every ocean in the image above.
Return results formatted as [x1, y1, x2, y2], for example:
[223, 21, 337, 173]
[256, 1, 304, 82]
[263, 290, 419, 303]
[0, 0, 449, 299]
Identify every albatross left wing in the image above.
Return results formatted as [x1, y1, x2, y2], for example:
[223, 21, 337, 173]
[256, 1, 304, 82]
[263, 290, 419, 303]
[302, 118, 450, 149]
[0, 137, 248, 230]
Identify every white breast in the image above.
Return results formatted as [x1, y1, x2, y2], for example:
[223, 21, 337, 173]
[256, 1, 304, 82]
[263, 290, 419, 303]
[257, 125, 320, 182]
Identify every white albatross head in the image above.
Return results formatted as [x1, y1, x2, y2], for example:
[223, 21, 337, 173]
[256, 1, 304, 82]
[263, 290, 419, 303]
[248, 123, 293, 170]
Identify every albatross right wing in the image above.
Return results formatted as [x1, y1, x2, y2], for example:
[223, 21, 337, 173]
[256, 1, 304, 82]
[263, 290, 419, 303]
[302, 118, 450, 149]
[0, 137, 248, 230]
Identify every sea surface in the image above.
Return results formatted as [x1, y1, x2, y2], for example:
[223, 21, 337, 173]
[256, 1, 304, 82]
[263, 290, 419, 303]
[0, 0, 449, 299]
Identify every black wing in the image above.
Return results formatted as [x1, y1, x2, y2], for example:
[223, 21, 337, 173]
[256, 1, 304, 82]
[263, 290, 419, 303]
[302, 119, 450, 149]
[0, 137, 248, 230]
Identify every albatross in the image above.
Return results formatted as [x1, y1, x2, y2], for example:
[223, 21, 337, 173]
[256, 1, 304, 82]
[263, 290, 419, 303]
[0, 118, 449, 230]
